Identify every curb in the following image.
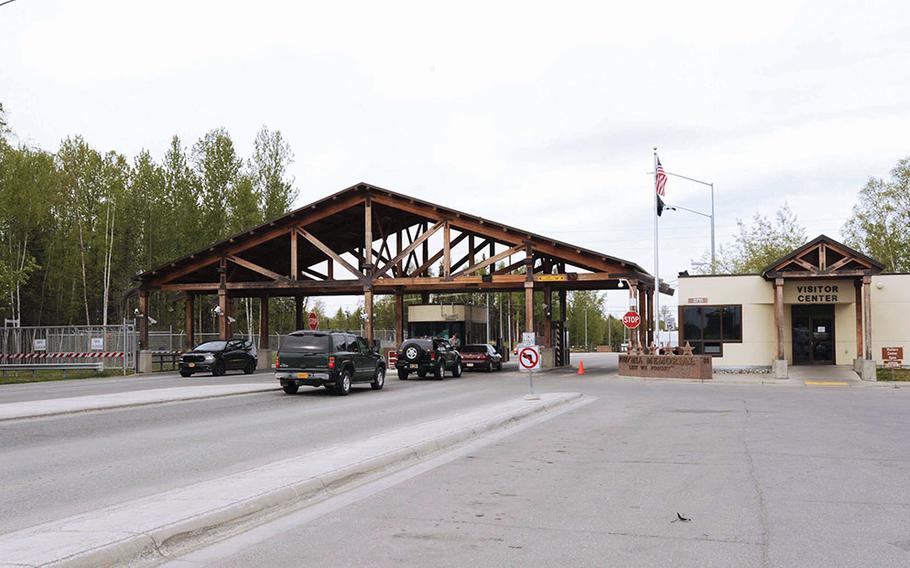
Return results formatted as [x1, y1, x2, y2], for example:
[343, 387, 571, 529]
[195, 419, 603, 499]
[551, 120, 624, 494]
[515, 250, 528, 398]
[0, 386, 278, 423]
[0, 392, 583, 568]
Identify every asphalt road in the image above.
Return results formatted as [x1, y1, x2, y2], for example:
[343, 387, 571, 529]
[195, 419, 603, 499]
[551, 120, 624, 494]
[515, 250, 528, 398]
[0, 358, 538, 534]
[170, 366, 910, 567]
[5, 354, 909, 567]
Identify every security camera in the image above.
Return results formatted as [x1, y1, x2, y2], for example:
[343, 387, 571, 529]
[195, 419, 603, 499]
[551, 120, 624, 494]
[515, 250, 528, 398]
[227, 316, 236, 324]
[147, 316, 158, 325]
[213, 306, 223, 316]
[134, 308, 141, 316]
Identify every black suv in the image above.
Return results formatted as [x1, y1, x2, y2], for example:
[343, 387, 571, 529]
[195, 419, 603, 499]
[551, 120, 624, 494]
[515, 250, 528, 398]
[275, 331, 385, 396]
[180, 338, 257, 377]
[395, 338, 462, 380]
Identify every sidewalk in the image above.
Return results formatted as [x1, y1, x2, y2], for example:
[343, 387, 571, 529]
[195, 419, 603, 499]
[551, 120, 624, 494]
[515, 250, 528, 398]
[0, 383, 278, 421]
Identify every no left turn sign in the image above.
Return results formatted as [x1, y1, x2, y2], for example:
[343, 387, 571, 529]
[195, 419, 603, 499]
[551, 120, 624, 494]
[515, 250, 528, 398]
[519, 345, 541, 371]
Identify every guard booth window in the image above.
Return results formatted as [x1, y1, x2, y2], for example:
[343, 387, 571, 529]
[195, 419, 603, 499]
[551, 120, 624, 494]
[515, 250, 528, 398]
[681, 305, 742, 356]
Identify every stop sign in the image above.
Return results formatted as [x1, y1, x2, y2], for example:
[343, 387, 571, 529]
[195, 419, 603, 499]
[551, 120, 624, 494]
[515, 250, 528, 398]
[622, 311, 641, 329]
[308, 311, 319, 330]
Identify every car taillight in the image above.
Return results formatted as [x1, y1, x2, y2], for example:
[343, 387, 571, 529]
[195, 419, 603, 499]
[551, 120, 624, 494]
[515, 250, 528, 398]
[274, 352, 279, 369]
[430, 352, 436, 361]
[328, 356, 335, 369]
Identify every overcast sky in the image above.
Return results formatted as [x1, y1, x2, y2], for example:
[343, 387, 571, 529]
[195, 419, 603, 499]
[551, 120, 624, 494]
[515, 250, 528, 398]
[2, 0, 909, 317]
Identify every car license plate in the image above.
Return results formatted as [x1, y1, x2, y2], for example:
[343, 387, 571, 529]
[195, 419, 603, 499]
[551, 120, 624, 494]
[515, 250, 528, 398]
[409, 364, 418, 369]
[296, 372, 309, 379]
[188, 363, 195, 368]
[466, 363, 474, 367]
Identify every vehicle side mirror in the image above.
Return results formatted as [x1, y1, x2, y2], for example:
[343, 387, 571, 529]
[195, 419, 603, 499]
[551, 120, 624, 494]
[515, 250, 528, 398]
[372, 340, 380, 352]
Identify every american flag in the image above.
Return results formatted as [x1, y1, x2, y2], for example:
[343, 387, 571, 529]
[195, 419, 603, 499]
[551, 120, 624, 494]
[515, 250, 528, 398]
[655, 157, 667, 197]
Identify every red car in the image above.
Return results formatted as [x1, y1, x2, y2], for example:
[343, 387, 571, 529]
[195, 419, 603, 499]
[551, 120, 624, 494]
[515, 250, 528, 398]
[459, 344, 503, 372]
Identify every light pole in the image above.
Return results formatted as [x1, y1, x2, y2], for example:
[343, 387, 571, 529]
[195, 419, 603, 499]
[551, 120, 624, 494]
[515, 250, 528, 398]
[666, 172, 715, 270]
[647, 170, 716, 271]
[584, 305, 588, 351]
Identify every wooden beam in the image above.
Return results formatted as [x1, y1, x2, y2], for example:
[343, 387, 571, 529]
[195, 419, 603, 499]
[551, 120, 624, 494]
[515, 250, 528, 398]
[493, 258, 525, 276]
[451, 238, 490, 273]
[524, 283, 534, 335]
[364, 196, 373, 270]
[295, 295, 304, 330]
[298, 228, 363, 281]
[218, 289, 230, 340]
[149, 193, 363, 286]
[443, 222, 451, 277]
[227, 255, 288, 281]
[451, 244, 523, 278]
[373, 220, 445, 279]
[290, 229, 298, 280]
[410, 232, 468, 278]
[300, 266, 327, 280]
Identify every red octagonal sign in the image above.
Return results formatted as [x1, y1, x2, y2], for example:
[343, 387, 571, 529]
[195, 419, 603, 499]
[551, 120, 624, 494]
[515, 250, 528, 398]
[622, 311, 641, 329]
[308, 311, 319, 330]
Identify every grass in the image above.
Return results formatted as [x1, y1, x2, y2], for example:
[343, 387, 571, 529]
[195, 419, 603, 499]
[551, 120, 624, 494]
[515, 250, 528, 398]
[0, 369, 129, 385]
[877, 367, 910, 381]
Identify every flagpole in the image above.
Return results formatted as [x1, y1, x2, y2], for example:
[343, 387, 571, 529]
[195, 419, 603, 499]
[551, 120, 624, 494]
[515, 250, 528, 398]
[652, 147, 660, 350]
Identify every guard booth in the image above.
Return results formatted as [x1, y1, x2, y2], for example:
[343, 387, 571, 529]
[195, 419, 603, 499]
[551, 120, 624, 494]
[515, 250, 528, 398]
[129, 182, 670, 372]
[406, 304, 487, 344]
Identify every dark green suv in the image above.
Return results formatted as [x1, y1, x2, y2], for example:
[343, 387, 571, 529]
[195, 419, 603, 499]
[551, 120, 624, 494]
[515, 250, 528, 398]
[275, 331, 385, 396]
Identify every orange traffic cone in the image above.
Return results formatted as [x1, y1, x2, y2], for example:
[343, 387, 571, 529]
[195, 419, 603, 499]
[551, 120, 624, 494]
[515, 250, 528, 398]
[577, 361, 585, 375]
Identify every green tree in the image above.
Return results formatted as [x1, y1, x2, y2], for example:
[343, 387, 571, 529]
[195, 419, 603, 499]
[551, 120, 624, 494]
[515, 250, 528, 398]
[843, 156, 910, 272]
[251, 126, 297, 220]
[566, 291, 606, 349]
[695, 204, 807, 274]
[193, 128, 241, 244]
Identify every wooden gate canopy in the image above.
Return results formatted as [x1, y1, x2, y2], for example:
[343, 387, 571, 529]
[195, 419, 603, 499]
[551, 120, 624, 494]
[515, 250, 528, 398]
[132, 182, 672, 347]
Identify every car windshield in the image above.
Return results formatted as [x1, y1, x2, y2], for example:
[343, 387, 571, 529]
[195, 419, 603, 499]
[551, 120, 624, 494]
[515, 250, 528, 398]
[460, 345, 488, 353]
[282, 334, 332, 352]
[195, 341, 226, 352]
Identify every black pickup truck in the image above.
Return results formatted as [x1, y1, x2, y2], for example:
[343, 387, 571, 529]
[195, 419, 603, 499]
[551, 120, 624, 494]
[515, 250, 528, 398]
[275, 331, 385, 396]
[395, 338, 462, 380]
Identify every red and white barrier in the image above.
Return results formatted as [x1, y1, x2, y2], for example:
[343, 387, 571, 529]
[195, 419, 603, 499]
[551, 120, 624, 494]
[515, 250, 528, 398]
[2, 352, 125, 360]
[387, 350, 398, 366]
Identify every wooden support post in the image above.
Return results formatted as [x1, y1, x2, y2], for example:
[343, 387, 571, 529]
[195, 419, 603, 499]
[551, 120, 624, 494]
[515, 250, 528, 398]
[421, 222, 429, 275]
[327, 259, 334, 280]
[443, 221, 451, 278]
[774, 278, 785, 360]
[139, 290, 150, 350]
[543, 286, 553, 347]
[862, 275, 872, 360]
[364, 288, 374, 344]
[185, 294, 195, 350]
[524, 283, 534, 336]
[854, 279, 863, 359]
[468, 235, 475, 267]
[290, 229, 298, 280]
[295, 295, 304, 330]
[395, 230, 403, 276]
[259, 293, 269, 351]
[364, 196, 373, 271]
[395, 292, 404, 344]
[218, 289, 229, 340]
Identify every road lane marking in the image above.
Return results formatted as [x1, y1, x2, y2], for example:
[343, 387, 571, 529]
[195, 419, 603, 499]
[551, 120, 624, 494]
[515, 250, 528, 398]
[805, 380, 850, 386]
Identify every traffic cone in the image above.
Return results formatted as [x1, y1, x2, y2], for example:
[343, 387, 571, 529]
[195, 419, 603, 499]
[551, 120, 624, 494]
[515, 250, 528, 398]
[577, 360, 585, 375]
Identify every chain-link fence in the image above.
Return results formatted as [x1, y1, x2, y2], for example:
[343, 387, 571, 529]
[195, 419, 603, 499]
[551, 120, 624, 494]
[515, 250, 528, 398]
[0, 322, 137, 371]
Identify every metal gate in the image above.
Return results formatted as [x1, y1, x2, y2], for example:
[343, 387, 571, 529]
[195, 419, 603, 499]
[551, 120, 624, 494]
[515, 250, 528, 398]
[0, 321, 137, 371]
